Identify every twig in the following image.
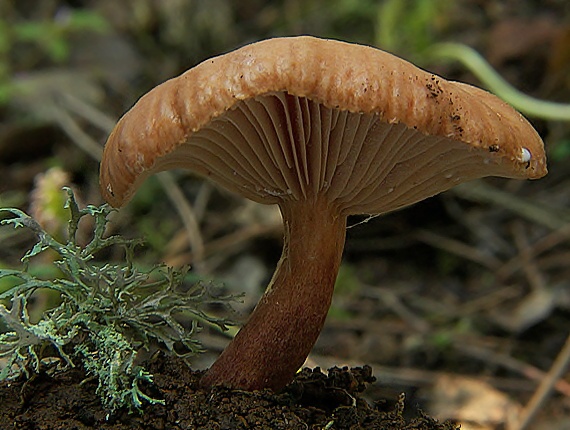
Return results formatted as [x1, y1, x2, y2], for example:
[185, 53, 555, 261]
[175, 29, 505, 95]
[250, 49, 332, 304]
[511, 221, 547, 292]
[442, 194, 513, 255]
[452, 181, 570, 230]
[192, 182, 214, 222]
[514, 333, 570, 430]
[59, 92, 117, 132]
[458, 286, 520, 315]
[537, 251, 570, 271]
[156, 172, 205, 270]
[497, 224, 570, 280]
[415, 229, 501, 270]
[455, 342, 570, 398]
[362, 287, 431, 333]
[204, 223, 281, 259]
[49, 102, 104, 160]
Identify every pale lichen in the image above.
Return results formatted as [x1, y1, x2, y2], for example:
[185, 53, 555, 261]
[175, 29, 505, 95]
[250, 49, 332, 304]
[0, 188, 236, 415]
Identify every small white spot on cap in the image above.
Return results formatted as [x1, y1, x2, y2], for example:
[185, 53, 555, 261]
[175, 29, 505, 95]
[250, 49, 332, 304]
[520, 148, 531, 163]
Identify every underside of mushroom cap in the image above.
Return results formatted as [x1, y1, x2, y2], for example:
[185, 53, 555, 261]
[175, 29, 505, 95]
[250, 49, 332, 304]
[100, 36, 547, 214]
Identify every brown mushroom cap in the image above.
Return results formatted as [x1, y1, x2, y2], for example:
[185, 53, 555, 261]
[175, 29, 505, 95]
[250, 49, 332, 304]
[100, 36, 546, 215]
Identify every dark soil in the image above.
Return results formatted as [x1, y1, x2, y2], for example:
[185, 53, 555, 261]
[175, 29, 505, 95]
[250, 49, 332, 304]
[0, 355, 457, 430]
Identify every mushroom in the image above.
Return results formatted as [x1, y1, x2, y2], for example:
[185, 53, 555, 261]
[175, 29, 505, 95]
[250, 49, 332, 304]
[99, 36, 547, 392]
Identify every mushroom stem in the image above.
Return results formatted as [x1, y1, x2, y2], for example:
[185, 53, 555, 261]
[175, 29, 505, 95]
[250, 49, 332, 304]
[201, 198, 346, 391]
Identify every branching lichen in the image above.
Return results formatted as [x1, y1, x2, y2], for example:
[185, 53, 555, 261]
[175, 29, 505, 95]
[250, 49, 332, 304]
[0, 187, 236, 414]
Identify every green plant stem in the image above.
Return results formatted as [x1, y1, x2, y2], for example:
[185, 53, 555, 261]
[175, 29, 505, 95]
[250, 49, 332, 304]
[430, 42, 570, 121]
